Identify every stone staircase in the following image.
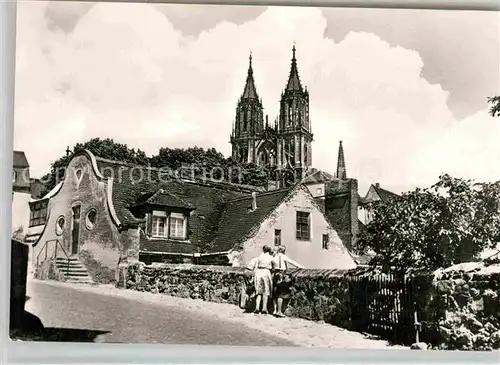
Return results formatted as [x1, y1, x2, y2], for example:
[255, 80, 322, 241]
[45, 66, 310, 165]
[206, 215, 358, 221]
[55, 256, 94, 284]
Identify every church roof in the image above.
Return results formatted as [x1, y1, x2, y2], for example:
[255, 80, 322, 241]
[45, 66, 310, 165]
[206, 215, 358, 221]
[241, 53, 259, 99]
[285, 45, 304, 93]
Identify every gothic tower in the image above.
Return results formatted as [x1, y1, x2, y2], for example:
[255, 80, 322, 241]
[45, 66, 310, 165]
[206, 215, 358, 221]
[230, 53, 267, 164]
[276, 45, 313, 186]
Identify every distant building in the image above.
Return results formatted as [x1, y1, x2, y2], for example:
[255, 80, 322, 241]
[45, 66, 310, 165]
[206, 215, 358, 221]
[29, 150, 356, 283]
[29, 178, 46, 199]
[358, 183, 400, 225]
[12, 151, 32, 237]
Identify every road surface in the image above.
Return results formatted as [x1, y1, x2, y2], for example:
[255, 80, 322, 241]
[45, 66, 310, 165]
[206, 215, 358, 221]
[24, 280, 295, 346]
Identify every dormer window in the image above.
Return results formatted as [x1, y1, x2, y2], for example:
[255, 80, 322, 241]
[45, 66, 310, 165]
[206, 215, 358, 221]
[150, 210, 187, 240]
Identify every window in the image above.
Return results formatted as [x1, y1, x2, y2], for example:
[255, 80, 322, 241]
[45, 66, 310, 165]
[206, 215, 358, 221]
[322, 234, 329, 250]
[169, 212, 186, 239]
[56, 216, 65, 235]
[85, 209, 97, 230]
[152, 211, 168, 238]
[316, 187, 323, 195]
[274, 229, 281, 246]
[12, 171, 16, 183]
[296, 211, 310, 240]
[29, 200, 48, 227]
[150, 211, 187, 240]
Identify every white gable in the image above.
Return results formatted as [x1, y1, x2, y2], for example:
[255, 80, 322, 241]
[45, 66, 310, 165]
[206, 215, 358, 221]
[233, 186, 357, 270]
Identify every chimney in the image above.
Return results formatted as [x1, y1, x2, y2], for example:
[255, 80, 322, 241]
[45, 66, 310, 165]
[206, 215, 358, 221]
[251, 192, 257, 210]
[375, 183, 380, 189]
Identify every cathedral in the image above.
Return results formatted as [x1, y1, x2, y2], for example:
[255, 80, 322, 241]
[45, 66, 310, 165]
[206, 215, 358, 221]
[229, 45, 313, 188]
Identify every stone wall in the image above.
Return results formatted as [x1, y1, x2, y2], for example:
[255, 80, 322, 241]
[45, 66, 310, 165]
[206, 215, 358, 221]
[422, 263, 500, 351]
[10, 239, 29, 330]
[119, 262, 356, 328]
[119, 261, 500, 350]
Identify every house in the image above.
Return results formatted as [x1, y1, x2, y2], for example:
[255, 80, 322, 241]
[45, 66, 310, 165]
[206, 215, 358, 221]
[12, 151, 32, 237]
[29, 149, 357, 283]
[358, 183, 400, 225]
[303, 168, 335, 199]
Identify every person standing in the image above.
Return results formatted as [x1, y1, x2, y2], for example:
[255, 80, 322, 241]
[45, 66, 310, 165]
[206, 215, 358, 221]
[273, 245, 304, 317]
[252, 245, 276, 314]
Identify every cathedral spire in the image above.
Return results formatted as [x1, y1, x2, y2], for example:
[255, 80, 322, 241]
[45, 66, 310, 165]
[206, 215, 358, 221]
[336, 140, 347, 180]
[242, 51, 259, 99]
[285, 43, 303, 92]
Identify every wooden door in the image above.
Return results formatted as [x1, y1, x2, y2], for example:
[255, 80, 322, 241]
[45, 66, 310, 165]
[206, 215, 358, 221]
[71, 205, 81, 255]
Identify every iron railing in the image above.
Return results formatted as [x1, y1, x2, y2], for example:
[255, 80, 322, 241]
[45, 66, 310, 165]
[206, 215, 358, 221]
[36, 239, 71, 276]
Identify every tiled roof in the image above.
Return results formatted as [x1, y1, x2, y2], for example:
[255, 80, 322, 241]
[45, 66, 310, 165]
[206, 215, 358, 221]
[373, 185, 400, 203]
[94, 156, 272, 254]
[209, 188, 292, 252]
[13, 151, 29, 168]
[136, 189, 195, 210]
[303, 169, 335, 184]
[92, 155, 319, 255]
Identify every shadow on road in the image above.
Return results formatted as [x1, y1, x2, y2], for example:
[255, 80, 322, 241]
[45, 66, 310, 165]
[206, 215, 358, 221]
[10, 310, 110, 343]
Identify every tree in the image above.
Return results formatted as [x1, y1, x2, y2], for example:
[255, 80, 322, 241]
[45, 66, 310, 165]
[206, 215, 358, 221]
[488, 96, 500, 117]
[40, 138, 149, 192]
[151, 146, 272, 187]
[39, 138, 275, 194]
[358, 174, 500, 274]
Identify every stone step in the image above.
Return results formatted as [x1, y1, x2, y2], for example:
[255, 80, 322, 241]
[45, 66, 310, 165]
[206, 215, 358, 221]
[54, 256, 94, 284]
[55, 258, 81, 263]
[55, 262, 86, 268]
[62, 271, 90, 277]
[55, 263, 86, 269]
[57, 270, 89, 276]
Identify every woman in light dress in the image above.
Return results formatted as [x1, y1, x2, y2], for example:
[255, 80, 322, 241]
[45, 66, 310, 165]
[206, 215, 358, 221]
[248, 245, 276, 314]
[273, 245, 304, 317]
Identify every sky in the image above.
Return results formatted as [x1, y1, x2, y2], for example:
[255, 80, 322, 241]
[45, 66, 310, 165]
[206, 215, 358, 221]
[13, 1, 500, 194]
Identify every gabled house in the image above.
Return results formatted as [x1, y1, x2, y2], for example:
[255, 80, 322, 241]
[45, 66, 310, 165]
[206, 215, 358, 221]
[29, 150, 357, 283]
[358, 183, 400, 225]
[303, 168, 335, 199]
